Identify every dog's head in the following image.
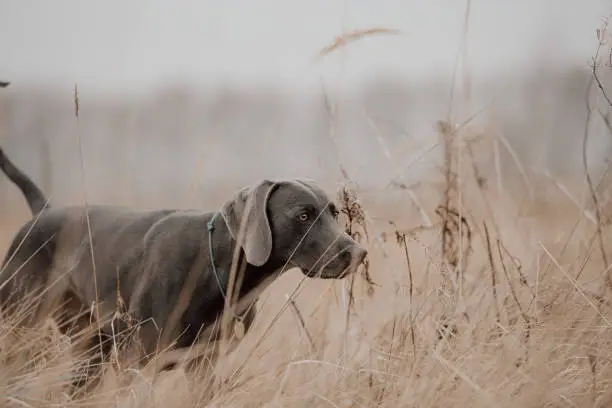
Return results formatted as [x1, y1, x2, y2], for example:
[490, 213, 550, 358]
[220, 179, 367, 279]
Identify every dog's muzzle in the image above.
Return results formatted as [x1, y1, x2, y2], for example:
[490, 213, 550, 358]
[339, 245, 368, 278]
[316, 243, 368, 279]
[352, 246, 368, 265]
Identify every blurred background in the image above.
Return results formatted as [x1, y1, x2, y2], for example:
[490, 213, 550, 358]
[0, 0, 611, 213]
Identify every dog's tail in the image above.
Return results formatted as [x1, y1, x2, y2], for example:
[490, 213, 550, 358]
[0, 148, 50, 215]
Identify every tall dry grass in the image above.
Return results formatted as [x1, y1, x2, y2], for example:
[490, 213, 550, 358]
[1, 117, 612, 407]
[1, 15, 612, 408]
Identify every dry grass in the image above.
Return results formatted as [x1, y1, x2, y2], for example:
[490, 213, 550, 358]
[1, 17, 611, 406]
[1, 122, 612, 408]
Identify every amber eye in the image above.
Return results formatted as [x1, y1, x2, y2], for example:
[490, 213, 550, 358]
[298, 212, 310, 222]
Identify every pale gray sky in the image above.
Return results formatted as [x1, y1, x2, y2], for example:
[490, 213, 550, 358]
[1, 0, 610, 94]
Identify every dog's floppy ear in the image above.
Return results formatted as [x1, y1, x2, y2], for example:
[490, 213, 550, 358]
[220, 180, 278, 266]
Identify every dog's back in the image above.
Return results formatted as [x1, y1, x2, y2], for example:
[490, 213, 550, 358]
[0, 149, 170, 323]
[0, 203, 177, 323]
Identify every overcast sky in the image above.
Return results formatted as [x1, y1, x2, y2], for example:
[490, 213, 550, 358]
[1, 0, 610, 94]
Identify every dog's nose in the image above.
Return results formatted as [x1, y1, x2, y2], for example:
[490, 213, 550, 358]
[352, 246, 368, 264]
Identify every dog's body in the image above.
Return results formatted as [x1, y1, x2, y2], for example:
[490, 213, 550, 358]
[0, 147, 367, 391]
[1, 204, 256, 360]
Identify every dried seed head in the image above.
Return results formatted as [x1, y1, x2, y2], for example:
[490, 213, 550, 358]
[337, 183, 377, 295]
[338, 183, 367, 234]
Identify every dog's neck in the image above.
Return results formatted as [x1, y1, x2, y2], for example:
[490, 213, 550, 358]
[207, 212, 285, 316]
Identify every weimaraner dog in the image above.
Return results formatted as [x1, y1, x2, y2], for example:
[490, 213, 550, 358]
[0, 147, 368, 393]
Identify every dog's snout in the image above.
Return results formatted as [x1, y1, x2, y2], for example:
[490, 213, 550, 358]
[351, 246, 368, 264]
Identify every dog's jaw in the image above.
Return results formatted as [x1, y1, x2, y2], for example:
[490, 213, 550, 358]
[303, 243, 367, 279]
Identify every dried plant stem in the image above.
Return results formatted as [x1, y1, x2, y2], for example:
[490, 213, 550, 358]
[589, 354, 598, 403]
[497, 239, 532, 364]
[437, 121, 460, 298]
[496, 241, 531, 322]
[286, 296, 315, 352]
[73, 84, 105, 372]
[582, 76, 611, 289]
[483, 223, 501, 325]
[593, 18, 612, 108]
[396, 232, 417, 361]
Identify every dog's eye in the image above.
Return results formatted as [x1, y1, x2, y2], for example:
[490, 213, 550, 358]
[331, 208, 340, 219]
[297, 212, 310, 222]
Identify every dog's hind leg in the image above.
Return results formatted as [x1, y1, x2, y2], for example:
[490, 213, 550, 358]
[0, 228, 58, 328]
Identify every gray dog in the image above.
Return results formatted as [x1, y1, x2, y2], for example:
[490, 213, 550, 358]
[0, 147, 367, 392]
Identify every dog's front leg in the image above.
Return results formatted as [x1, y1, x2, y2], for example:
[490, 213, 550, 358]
[70, 328, 114, 398]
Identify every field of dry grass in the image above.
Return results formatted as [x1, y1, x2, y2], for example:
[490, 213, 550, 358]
[2, 118, 612, 408]
[0, 16, 611, 407]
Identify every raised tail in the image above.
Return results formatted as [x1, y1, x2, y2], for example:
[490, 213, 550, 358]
[0, 148, 50, 215]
